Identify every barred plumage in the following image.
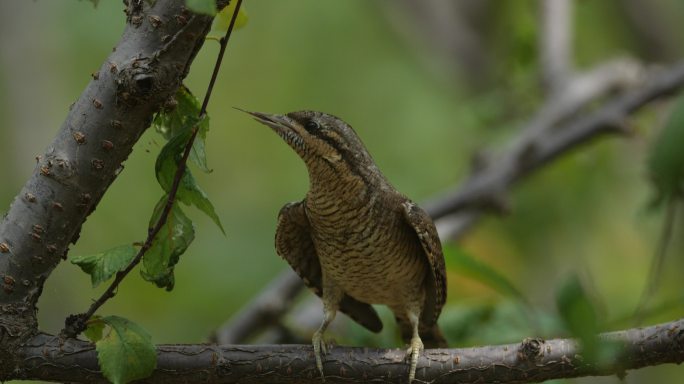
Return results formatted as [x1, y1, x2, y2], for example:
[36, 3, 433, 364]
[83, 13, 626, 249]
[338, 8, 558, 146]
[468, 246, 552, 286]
[245, 109, 447, 383]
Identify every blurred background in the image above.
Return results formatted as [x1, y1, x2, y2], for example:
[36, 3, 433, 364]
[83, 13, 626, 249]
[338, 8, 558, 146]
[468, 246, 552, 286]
[1, 0, 684, 382]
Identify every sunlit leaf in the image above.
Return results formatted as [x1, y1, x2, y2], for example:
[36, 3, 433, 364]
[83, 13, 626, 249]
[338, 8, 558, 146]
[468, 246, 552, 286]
[155, 128, 225, 234]
[96, 316, 156, 384]
[649, 94, 684, 206]
[84, 316, 105, 343]
[443, 244, 527, 303]
[185, 0, 216, 15]
[214, 1, 248, 31]
[140, 195, 195, 291]
[556, 275, 600, 362]
[71, 245, 137, 287]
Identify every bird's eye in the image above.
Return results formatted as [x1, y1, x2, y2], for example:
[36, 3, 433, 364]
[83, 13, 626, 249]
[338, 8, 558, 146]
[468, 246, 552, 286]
[305, 120, 320, 132]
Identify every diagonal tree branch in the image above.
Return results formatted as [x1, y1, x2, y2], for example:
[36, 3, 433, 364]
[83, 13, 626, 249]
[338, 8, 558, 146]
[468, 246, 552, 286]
[8, 318, 684, 383]
[0, 0, 227, 367]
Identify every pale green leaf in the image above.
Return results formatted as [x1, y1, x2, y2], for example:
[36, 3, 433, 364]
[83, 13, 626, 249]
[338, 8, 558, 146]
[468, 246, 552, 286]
[96, 316, 156, 384]
[84, 316, 105, 343]
[71, 245, 137, 287]
[213, 1, 248, 31]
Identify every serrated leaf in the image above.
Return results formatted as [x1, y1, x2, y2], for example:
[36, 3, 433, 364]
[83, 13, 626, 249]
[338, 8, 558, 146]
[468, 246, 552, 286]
[152, 86, 211, 173]
[71, 245, 138, 287]
[213, 1, 248, 31]
[185, 0, 216, 15]
[84, 316, 106, 343]
[649, 94, 684, 206]
[155, 128, 225, 234]
[443, 245, 527, 303]
[140, 195, 195, 291]
[556, 275, 600, 362]
[96, 316, 156, 384]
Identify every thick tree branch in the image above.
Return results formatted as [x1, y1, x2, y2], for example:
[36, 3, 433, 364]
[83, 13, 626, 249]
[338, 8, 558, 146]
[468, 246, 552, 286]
[7, 318, 684, 383]
[0, 0, 227, 368]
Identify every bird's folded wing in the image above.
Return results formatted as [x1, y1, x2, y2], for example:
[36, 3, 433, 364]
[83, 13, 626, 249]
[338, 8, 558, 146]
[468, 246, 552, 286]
[275, 200, 383, 333]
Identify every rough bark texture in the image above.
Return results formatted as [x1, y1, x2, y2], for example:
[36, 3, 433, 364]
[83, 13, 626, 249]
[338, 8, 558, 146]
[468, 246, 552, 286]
[7, 318, 684, 383]
[0, 0, 226, 375]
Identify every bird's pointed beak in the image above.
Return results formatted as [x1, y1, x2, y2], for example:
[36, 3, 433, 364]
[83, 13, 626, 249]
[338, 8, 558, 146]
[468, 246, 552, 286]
[234, 108, 296, 134]
[235, 108, 307, 153]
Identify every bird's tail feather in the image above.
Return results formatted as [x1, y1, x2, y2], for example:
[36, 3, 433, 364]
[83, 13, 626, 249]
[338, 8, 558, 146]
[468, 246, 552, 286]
[396, 316, 448, 348]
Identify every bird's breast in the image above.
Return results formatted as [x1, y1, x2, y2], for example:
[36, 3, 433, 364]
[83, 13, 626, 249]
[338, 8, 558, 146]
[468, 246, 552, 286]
[306, 191, 427, 306]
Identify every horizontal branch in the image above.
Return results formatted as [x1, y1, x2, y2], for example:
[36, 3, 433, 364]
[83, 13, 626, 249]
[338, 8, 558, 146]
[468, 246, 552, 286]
[10, 318, 684, 383]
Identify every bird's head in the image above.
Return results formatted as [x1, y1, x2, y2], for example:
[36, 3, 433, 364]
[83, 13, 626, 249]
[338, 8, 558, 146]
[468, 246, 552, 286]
[241, 109, 374, 169]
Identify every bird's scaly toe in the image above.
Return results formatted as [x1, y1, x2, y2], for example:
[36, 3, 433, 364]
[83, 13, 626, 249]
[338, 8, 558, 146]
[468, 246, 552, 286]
[312, 331, 329, 381]
[405, 336, 424, 383]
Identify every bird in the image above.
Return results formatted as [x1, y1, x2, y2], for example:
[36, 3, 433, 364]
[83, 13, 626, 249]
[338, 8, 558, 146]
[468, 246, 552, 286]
[243, 109, 447, 382]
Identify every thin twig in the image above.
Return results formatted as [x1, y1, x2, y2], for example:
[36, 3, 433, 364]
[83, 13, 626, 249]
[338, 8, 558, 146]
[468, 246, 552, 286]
[62, 0, 244, 338]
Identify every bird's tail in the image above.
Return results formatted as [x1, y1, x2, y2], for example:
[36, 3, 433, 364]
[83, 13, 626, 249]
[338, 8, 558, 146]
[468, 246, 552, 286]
[419, 324, 448, 348]
[397, 316, 448, 348]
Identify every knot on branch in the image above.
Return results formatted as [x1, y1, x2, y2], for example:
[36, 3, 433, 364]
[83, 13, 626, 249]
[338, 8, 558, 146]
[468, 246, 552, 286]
[115, 57, 171, 108]
[62, 313, 88, 339]
[518, 337, 546, 361]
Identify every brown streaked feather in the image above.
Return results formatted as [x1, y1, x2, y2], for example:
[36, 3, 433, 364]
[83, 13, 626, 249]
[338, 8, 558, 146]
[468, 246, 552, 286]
[401, 200, 447, 327]
[275, 201, 383, 333]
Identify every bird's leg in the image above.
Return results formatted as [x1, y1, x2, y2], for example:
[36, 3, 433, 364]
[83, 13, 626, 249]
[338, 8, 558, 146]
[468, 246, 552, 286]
[404, 312, 424, 383]
[312, 279, 342, 381]
[312, 305, 336, 380]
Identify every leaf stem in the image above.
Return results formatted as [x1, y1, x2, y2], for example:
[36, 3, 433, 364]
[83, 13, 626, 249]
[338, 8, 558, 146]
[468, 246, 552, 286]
[62, 0, 244, 338]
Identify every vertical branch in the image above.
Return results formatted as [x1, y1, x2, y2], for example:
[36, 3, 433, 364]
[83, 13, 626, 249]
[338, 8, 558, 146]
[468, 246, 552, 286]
[540, 0, 573, 94]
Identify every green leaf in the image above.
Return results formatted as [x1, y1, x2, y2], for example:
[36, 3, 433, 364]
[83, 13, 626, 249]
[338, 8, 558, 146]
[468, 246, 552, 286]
[84, 316, 106, 343]
[185, 0, 216, 15]
[71, 245, 137, 287]
[140, 195, 196, 291]
[96, 316, 156, 384]
[556, 275, 600, 362]
[152, 86, 211, 173]
[214, 1, 249, 31]
[649, 94, 684, 206]
[155, 127, 225, 234]
[443, 244, 527, 303]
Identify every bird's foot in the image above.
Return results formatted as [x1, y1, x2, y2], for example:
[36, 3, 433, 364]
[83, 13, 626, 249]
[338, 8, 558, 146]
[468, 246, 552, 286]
[312, 330, 329, 381]
[405, 336, 424, 383]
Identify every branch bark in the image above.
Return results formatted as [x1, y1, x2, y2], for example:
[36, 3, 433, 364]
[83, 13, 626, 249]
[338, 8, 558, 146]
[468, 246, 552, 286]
[8, 318, 684, 383]
[0, 0, 226, 371]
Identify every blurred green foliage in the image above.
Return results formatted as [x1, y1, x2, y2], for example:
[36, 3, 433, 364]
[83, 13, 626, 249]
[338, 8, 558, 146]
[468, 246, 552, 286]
[1, 1, 684, 383]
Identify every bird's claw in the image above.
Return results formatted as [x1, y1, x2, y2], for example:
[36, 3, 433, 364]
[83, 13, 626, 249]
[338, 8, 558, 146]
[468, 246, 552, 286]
[405, 337, 424, 383]
[312, 331, 329, 381]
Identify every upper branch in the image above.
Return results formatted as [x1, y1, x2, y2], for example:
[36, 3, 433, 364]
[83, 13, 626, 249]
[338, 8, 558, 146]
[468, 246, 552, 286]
[0, 0, 226, 346]
[424, 62, 684, 236]
[10, 318, 684, 383]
